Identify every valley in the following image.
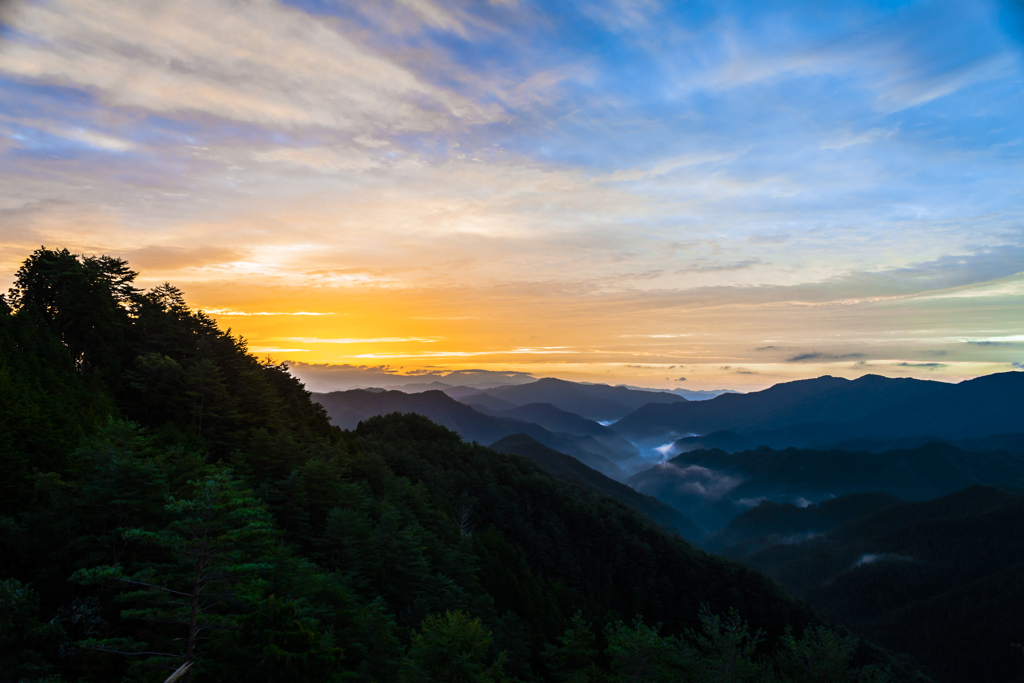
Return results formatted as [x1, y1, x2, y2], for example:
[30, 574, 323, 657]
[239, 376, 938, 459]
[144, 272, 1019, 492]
[314, 372, 1024, 682]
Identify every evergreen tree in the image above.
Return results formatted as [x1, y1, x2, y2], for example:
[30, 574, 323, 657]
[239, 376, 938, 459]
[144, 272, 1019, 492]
[72, 475, 280, 680]
[400, 610, 510, 683]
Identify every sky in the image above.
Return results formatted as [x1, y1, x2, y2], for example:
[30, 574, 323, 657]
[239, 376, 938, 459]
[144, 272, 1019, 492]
[1, 0, 1023, 391]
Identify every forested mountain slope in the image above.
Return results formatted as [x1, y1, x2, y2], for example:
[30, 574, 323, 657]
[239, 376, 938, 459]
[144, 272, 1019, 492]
[0, 248, 925, 682]
[314, 388, 630, 479]
[490, 434, 704, 541]
[713, 486, 1024, 682]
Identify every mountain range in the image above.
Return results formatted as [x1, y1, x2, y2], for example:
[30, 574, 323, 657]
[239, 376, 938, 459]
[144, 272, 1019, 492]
[614, 372, 1024, 449]
[457, 377, 686, 422]
[314, 388, 636, 479]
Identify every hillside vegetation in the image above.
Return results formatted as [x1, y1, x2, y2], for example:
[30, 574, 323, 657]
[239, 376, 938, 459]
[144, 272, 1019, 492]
[0, 248, 923, 682]
[712, 486, 1024, 682]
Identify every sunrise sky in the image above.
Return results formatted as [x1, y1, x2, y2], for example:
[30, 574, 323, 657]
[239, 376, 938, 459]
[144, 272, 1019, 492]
[2, 0, 1023, 391]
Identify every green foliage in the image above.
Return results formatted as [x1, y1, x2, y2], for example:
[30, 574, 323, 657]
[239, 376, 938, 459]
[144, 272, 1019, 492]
[204, 595, 345, 682]
[0, 579, 64, 682]
[604, 617, 683, 683]
[400, 611, 509, 683]
[542, 612, 601, 681]
[71, 474, 281, 675]
[686, 605, 767, 683]
[777, 625, 859, 682]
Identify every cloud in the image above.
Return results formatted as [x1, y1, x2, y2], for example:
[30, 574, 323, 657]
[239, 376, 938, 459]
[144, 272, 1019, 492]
[580, 0, 659, 34]
[676, 376, 686, 381]
[787, 352, 866, 362]
[0, 0, 495, 133]
[121, 246, 244, 271]
[253, 147, 382, 173]
[281, 337, 439, 344]
[675, 259, 764, 275]
[204, 309, 335, 317]
[895, 362, 947, 369]
[966, 335, 1024, 344]
[755, 346, 778, 351]
[652, 464, 742, 501]
[395, 0, 469, 36]
[285, 362, 534, 392]
[820, 128, 895, 150]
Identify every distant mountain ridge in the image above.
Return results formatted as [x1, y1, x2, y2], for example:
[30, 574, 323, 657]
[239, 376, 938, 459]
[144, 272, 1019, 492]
[467, 377, 686, 422]
[614, 372, 1024, 448]
[314, 388, 632, 479]
[473, 402, 640, 463]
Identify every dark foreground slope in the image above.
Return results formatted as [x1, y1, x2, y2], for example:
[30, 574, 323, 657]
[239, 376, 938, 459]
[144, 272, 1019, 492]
[713, 486, 1024, 682]
[491, 433, 705, 541]
[0, 248, 925, 682]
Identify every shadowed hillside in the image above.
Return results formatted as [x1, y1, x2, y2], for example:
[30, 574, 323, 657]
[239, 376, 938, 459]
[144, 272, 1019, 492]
[314, 388, 629, 479]
[712, 485, 1024, 682]
[491, 434, 704, 541]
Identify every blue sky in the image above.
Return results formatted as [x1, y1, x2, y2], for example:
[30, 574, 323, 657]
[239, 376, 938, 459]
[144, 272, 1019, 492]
[1, 0, 1022, 389]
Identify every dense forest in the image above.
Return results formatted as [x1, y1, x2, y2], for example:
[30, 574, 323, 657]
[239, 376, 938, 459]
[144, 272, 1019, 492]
[1, 248, 925, 682]
[709, 487, 1024, 682]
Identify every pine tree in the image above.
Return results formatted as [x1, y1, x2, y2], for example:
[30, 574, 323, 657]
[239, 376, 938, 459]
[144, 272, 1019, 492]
[72, 474, 280, 680]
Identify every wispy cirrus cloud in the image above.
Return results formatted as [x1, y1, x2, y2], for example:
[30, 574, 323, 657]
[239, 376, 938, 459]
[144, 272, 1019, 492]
[787, 352, 867, 363]
[0, 0, 497, 134]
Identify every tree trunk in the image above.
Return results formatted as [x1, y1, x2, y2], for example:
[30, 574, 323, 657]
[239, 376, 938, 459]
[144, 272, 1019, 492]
[183, 551, 204, 683]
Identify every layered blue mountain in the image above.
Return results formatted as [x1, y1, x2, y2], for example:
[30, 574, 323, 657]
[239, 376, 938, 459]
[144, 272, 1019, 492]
[614, 372, 1024, 449]
[464, 377, 686, 422]
[472, 402, 640, 464]
[627, 441, 1024, 530]
[710, 486, 1024, 683]
[314, 388, 629, 480]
